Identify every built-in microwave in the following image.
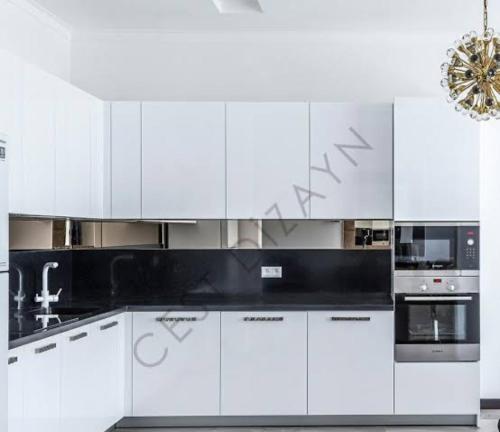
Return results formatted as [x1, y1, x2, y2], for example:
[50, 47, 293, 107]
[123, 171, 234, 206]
[394, 223, 479, 276]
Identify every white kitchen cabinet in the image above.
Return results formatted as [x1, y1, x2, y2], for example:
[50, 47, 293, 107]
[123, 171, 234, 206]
[60, 325, 98, 432]
[226, 103, 310, 219]
[310, 103, 393, 219]
[8, 347, 25, 432]
[308, 311, 394, 415]
[23, 335, 61, 432]
[0, 50, 25, 214]
[110, 102, 142, 219]
[93, 314, 125, 429]
[142, 102, 226, 219]
[22, 64, 57, 216]
[395, 362, 480, 415]
[220, 311, 307, 416]
[132, 311, 221, 416]
[90, 97, 106, 219]
[394, 98, 480, 221]
[55, 82, 92, 218]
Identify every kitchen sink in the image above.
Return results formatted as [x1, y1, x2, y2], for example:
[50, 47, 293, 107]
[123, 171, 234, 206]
[40, 306, 101, 316]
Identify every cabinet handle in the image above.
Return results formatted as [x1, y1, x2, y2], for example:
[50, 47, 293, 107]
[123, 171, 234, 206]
[35, 343, 57, 354]
[156, 317, 198, 322]
[243, 317, 284, 322]
[330, 317, 371, 322]
[8, 356, 18, 365]
[69, 332, 88, 342]
[100, 321, 118, 331]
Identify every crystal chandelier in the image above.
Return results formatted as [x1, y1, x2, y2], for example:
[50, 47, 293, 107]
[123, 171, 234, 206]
[441, 0, 500, 121]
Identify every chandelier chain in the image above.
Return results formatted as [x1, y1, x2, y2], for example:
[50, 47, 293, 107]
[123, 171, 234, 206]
[484, 0, 488, 34]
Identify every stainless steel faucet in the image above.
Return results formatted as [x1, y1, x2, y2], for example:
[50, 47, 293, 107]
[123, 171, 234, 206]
[35, 262, 62, 313]
[11, 263, 25, 311]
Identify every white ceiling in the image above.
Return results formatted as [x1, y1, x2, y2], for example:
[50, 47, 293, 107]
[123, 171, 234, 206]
[31, 0, 496, 33]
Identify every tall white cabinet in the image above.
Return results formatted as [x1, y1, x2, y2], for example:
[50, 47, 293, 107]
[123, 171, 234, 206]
[394, 97, 480, 222]
[310, 103, 393, 219]
[142, 102, 226, 219]
[226, 103, 310, 219]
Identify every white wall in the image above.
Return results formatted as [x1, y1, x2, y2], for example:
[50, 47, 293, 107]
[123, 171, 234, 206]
[480, 123, 500, 400]
[71, 30, 455, 101]
[0, 0, 71, 79]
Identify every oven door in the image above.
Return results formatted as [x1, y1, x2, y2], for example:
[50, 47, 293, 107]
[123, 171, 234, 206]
[395, 293, 480, 362]
[395, 224, 459, 274]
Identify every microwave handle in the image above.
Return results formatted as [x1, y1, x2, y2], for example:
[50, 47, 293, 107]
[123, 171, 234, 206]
[404, 296, 473, 302]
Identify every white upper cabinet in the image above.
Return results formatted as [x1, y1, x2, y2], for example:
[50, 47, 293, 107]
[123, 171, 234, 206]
[394, 98, 480, 221]
[90, 97, 106, 219]
[142, 102, 226, 219]
[310, 103, 393, 220]
[55, 81, 92, 218]
[22, 64, 57, 216]
[110, 102, 142, 219]
[226, 103, 310, 219]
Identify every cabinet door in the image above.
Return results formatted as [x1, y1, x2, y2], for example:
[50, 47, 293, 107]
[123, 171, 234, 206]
[90, 97, 105, 219]
[8, 347, 25, 432]
[55, 81, 91, 218]
[0, 50, 25, 214]
[142, 102, 226, 219]
[308, 311, 394, 415]
[110, 102, 142, 219]
[60, 325, 99, 432]
[226, 103, 310, 219]
[221, 311, 307, 416]
[394, 98, 480, 221]
[93, 314, 125, 429]
[395, 362, 479, 415]
[310, 103, 393, 219]
[24, 336, 61, 432]
[132, 311, 221, 416]
[22, 64, 57, 216]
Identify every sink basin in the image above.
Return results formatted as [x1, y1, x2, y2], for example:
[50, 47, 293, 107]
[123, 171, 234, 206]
[42, 306, 100, 316]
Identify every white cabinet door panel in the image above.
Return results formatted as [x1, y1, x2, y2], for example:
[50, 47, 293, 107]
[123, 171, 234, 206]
[90, 97, 105, 219]
[133, 311, 221, 416]
[111, 102, 142, 219]
[310, 103, 393, 219]
[8, 347, 25, 432]
[226, 103, 310, 219]
[308, 311, 394, 415]
[142, 102, 226, 219]
[395, 362, 480, 415]
[23, 335, 61, 432]
[22, 64, 56, 216]
[221, 311, 307, 416]
[394, 98, 480, 221]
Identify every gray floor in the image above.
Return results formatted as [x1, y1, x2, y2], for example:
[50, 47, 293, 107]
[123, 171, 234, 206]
[114, 411, 500, 432]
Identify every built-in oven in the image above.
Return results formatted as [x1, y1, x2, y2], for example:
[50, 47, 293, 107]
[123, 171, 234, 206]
[394, 222, 479, 276]
[395, 276, 479, 362]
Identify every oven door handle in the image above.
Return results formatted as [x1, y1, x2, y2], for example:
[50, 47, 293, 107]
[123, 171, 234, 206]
[403, 296, 473, 302]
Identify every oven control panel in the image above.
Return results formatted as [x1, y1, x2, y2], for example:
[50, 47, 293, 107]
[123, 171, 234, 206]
[394, 276, 479, 294]
[458, 225, 480, 270]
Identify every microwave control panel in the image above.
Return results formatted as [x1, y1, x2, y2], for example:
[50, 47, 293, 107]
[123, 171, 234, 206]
[457, 225, 480, 270]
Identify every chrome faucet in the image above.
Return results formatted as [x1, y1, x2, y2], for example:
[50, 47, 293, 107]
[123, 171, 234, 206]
[11, 263, 25, 311]
[35, 262, 62, 313]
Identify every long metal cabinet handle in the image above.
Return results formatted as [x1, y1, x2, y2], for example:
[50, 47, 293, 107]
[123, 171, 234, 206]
[243, 317, 284, 322]
[8, 356, 18, 365]
[330, 317, 371, 321]
[404, 296, 473, 302]
[156, 317, 198, 322]
[100, 321, 119, 331]
[69, 332, 88, 342]
[35, 343, 57, 354]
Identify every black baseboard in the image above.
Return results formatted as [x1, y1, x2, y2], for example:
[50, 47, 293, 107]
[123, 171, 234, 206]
[481, 399, 500, 409]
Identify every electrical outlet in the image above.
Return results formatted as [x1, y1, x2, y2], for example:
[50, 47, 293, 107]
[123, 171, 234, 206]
[261, 266, 282, 279]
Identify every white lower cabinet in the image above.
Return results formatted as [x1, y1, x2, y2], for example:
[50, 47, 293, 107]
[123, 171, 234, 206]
[132, 311, 221, 416]
[308, 311, 394, 415]
[60, 325, 98, 432]
[395, 362, 480, 415]
[8, 347, 25, 432]
[23, 335, 62, 432]
[220, 311, 307, 416]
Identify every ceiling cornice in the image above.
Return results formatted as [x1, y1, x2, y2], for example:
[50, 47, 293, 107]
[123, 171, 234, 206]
[7, 0, 73, 40]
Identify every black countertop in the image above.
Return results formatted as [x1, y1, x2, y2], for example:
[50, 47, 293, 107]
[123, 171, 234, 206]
[9, 292, 393, 349]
